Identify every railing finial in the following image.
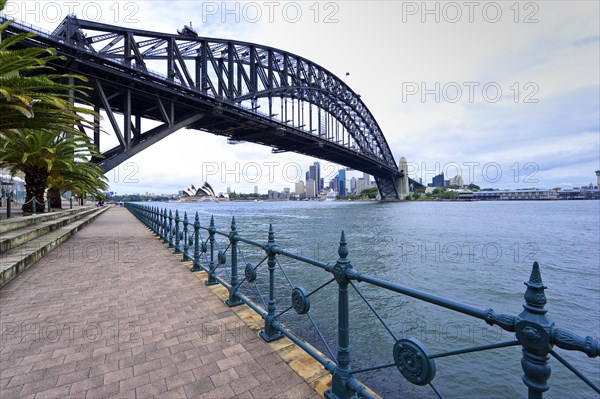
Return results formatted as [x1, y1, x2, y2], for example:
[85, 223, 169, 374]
[524, 261, 547, 313]
[338, 230, 348, 260]
[268, 223, 275, 243]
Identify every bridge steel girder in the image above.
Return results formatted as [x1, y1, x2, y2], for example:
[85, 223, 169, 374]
[3, 15, 403, 199]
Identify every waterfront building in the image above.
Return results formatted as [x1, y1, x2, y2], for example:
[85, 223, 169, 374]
[180, 182, 217, 201]
[474, 189, 558, 201]
[295, 180, 305, 198]
[596, 170, 600, 187]
[254, 185, 258, 194]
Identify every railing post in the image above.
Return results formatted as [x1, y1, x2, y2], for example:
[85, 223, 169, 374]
[69, 196, 73, 209]
[168, 210, 174, 247]
[516, 262, 554, 399]
[326, 231, 355, 399]
[226, 216, 243, 307]
[153, 207, 158, 233]
[205, 215, 218, 286]
[32, 198, 37, 215]
[6, 192, 11, 219]
[260, 224, 283, 342]
[182, 212, 190, 261]
[174, 210, 181, 254]
[47, 199, 51, 212]
[162, 209, 168, 242]
[191, 212, 202, 272]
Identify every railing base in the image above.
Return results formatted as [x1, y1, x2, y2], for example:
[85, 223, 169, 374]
[225, 298, 244, 307]
[259, 329, 283, 343]
[205, 279, 218, 286]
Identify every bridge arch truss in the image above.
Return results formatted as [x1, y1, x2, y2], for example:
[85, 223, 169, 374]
[3, 15, 403, 199]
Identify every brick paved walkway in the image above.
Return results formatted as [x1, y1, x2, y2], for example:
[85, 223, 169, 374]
[0, 207, 320, 398]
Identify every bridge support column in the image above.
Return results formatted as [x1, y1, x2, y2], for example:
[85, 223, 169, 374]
[396, 156, 410, 200]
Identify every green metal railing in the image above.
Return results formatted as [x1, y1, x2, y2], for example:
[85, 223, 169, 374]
[125, 202, 599, 399]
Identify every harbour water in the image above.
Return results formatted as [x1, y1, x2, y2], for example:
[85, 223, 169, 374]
[150, 199, 600, 398]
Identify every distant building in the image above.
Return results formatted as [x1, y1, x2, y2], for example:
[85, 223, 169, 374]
[350, 177, 357, 194]
[330, 176, 339, 191]
[338, 169, 346, 196]
[596, 170, 600, 187]
[449, 175, 464, 187]
[295, 181, 305, 198]
[306, 179, 317, 198]
[254, 185, 259, 194]
[474, 189, 558, 201]
[355, 173, 370, 194]
[430, 173, 444, 187]
[180, 182, 217, 201]
[226, 187, 231, 194]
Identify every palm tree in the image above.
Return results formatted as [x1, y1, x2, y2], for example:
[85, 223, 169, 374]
[0, 0, 95, 135]
[47, 159, 108, 208]
[0, 129, 107, 213]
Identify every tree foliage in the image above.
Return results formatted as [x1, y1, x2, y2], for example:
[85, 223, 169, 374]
[0, 0, 107, 213]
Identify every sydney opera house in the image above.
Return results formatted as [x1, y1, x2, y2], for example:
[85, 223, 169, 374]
[180, 182, 218, 202]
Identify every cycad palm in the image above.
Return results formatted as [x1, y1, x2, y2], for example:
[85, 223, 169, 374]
[0, 0, 95, 134]
[0, 129, 107, 213]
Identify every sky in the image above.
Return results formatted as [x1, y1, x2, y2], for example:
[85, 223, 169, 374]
[4, 1, 599, 194]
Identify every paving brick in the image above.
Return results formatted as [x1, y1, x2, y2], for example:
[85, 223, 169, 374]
[210, 367, 239, 388]
[149, 365, 178, 383]
[69, 376, 104, 395]
[103, 366, 133, 385]
[165, 369, 196, 390]
[154, 385, 185, 398]
[229, 374, 261, 396]
[201, 383, 236, 399]
[32, 384, 70, 399]
[88, 360, 118, 377]
[31, 355, 65, 371]
[182, 377, 215, 397]
[216, 354, 245, 371]
[17, 376, 59, 397]
[6, 369, 45, 388]
[84, 381, 120, 399]
[135, 379, 167, 397]
[249, 380, 284, 399]
[55, 368, 90, 386]
[119, 372, 150, 392]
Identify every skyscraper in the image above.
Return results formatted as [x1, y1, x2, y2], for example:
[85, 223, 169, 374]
[306, 179, 317, 198]
[308, 162, 321, 194]
[314, 162, 321, 193]
[432, 173, 444, 187]
[338, 169, 346, 196]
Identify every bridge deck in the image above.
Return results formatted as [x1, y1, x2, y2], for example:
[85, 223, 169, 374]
[0, 207, 320, 399]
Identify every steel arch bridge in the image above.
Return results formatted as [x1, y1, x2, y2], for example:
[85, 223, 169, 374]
[2, 15, 408, 199]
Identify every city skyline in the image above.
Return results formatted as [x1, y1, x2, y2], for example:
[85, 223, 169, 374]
[5, 1, 597, 195]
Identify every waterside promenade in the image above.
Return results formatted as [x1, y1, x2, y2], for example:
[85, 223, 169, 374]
[0, 207, 322, 398]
